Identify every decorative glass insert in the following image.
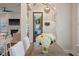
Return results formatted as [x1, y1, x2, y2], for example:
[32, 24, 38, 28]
[33, 12, 43, 42]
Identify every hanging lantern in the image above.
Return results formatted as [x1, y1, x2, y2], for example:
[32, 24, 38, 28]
[44, 4, 50, 13]
[44, 6, 50, 13]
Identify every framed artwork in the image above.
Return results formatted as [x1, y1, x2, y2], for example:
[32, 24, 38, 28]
[33, 12, 43, 42]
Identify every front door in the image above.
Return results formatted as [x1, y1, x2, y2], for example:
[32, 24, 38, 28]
[33, 12, 43, 42]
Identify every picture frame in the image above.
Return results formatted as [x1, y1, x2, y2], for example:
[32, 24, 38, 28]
[33, 12, 43, 42]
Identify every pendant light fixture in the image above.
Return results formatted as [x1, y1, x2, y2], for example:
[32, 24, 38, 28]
[44, 4, 50, 13]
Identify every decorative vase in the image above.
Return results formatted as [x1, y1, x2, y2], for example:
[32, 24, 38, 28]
[42, 47, 48, 54]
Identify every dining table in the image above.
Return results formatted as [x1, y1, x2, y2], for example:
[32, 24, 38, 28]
[25, 42, 68, 56]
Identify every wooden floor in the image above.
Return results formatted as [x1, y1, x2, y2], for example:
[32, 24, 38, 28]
[25, 43, 69, 56]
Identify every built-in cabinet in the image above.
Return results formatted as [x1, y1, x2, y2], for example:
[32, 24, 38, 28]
[0, 12, 20, 36]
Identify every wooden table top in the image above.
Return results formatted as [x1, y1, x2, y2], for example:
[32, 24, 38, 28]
[25, 43, 68, 56]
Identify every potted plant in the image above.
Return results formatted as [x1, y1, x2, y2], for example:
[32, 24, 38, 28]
[36, 33, 56, 54]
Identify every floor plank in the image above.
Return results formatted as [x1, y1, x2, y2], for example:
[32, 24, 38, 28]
[25, 43, 68, 56]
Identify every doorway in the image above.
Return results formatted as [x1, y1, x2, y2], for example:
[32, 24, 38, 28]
[33, 12, 43, 42]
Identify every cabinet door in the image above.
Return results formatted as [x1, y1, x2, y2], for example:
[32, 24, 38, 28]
[33, 12, 43, 42]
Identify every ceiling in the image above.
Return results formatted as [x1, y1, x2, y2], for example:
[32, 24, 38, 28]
[0, 3, 21, 13]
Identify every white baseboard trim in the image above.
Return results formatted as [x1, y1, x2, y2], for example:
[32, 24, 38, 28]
[64, 50, 71, 53]
[71, 51, 79, 56]
[64, 49, 79, 56]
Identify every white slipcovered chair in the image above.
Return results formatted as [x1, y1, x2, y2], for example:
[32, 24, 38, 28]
[9, 41, 25, 56]
[22, 36, 30, 52]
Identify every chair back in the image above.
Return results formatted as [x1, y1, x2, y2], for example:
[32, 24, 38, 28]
[9, 41, 25, 56]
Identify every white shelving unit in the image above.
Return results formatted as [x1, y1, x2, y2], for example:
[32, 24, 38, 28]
[0, 12, 20, 56]
[0, 13, 11, 56]
[0, 33, 12, 56]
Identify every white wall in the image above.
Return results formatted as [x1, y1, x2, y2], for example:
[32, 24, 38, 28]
[72, 4, 79, 55]
[28, 3, 72, 51]
[21, 4, 27, 40]
[9, 12, 20, 19]
[77, 4, 79, 45]
[71, 4, 77, 49]
[56, 4, 72, 50]
[0, 3, 21, 13]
